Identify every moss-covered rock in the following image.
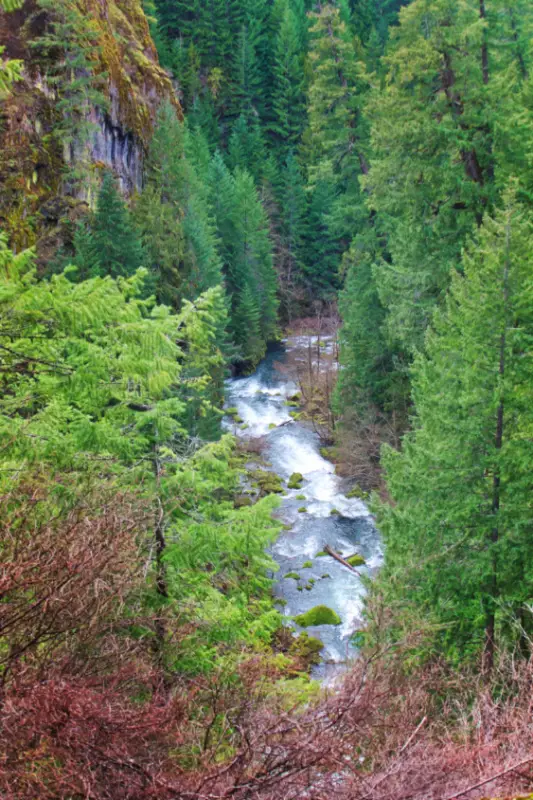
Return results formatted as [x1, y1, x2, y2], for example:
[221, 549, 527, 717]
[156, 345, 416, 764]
[250, 469, 284, 496]
[291, 632, 323, 667]
[297, 506, 307, 513]
[346, 553, 366, 567]
[284, 572, 301, 581]
[288, 392, 301, 403]
[288, 472, 304, 489]
[321, 573, 331, 579]
[315, 550, 328, 557]
[302, 560, 313, 569]
[329, 508, 340, 515]
[295, 493, 306, 500]
[294, 605, 341, 627]
[225, 407, 239, 416]
[233, 494, 253, 509]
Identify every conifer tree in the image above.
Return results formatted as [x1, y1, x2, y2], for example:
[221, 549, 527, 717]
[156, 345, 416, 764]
[376, 189, 533, 665]
[268, 1, 307, 153]
[364, 0, 533, 353]
[90, 172, 145, 280]
[137, 104, 223, 305]
[207, 156, 278, 364]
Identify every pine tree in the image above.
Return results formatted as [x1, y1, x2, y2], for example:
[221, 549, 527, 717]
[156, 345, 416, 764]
[268, 1, 307, 154]
[228, 112, 267, 181]
[276, 151, 308, 314]
[305, 4, 368, 189]
[207, 157, 279, 364]
[302, 179, 340, 295]
[336, 231, 400, 411]
[137, 103, 223, 304]
[376, 189, 533, 665]
[90, 172, 145, 280]
[364, 0, 533, 354]
[231, 168, 279, 351]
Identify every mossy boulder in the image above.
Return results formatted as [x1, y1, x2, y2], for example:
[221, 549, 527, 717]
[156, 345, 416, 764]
[315, 550, 328, 558]
[321, 573, 331, 579]
[288, 472, 304, 489]
[302, 560, 313, 569]
[291, 632, 323, 667]
[284, 572, 301, 581]
[268, 422, 277, 430]
[346, 553, 366, 567]
[233, 494, 253, 509]
[250, 469, 284, 496]
[294, 605, 341, 627]
[295, 493, 306, 500]
[297, 506, 307, 513]
[329, 508, 340, 516]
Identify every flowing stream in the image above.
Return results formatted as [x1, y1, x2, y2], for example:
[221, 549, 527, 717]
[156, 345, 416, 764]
[225, 337, 382, 681]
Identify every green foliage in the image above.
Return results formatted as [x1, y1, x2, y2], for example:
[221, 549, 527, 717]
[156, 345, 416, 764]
[87, 172, 145, 280]
[207, 155, 278, 366]
[0, 47, 22, 98]
[294, 605, 341, 627]
[346, 554, 365, 567]
[136, 103, 223, 306]
[268, 1, 307, 153]
[375, 189, 533, 660]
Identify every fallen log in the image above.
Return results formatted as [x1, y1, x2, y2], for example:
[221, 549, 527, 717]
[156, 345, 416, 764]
[323, 544, 361, 577]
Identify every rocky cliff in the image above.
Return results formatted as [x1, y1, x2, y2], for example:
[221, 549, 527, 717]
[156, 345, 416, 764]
[0, 0, 181, 251]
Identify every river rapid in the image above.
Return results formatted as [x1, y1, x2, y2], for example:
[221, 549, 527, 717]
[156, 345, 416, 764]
[225, 336, 382, 681]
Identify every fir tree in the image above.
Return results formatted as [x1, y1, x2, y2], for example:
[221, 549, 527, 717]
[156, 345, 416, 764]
[376, 189, 533, 665]
[91, 172, 145, 280]
[268, 1, 307, 154]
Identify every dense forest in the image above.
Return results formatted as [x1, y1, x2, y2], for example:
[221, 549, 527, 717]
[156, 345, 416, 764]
[2, 0, 533, 797]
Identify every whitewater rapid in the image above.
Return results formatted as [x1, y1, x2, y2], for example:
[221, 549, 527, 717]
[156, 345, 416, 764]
[224, 338, 382, 680]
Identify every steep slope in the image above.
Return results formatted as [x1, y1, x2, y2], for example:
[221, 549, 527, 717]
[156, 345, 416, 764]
[0, 0, 180, 251]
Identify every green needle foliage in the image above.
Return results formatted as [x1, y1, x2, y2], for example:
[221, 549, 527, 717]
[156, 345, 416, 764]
[375, 188, 533, 664]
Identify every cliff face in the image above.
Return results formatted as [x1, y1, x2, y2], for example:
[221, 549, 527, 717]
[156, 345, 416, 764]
[0, 0, 181, 250]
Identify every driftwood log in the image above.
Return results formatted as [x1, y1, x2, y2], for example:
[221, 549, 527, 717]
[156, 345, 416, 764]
[323, 544, 361, 577]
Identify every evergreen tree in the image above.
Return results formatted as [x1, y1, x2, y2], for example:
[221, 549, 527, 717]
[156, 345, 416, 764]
[91, 172, 145, 280]
[302, 180, 341, 295]
[207, 156, 278, 364]
[227, 112, 267, 181]
[268, 1, 307, 154]
[376, 189, 533, 665]
[364, 0, 533, 354]
[276, 151, 308, 314]
[336, 231, 400, 411]
[137, 103, 223, 305]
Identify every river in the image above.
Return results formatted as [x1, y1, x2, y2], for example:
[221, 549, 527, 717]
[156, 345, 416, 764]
[225, 336, 382, 680]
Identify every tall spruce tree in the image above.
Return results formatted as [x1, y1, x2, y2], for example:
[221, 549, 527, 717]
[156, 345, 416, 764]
[268, 1, 307, 154]
[376, 189, 533, 666]
[90, 172, 145, 280]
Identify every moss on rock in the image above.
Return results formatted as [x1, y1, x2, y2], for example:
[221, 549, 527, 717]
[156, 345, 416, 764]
[346, 553, 366, 567]
[288, 472, 303, 489]
[294, 605, 341, 627]
[250, 469, 284, 496]
[284, 572, 301, 581]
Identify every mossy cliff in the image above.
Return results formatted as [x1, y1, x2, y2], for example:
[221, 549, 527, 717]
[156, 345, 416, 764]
[0, 0, 180, 251]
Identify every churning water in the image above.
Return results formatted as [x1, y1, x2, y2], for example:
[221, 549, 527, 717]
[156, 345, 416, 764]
[225, 338, 382, 680]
